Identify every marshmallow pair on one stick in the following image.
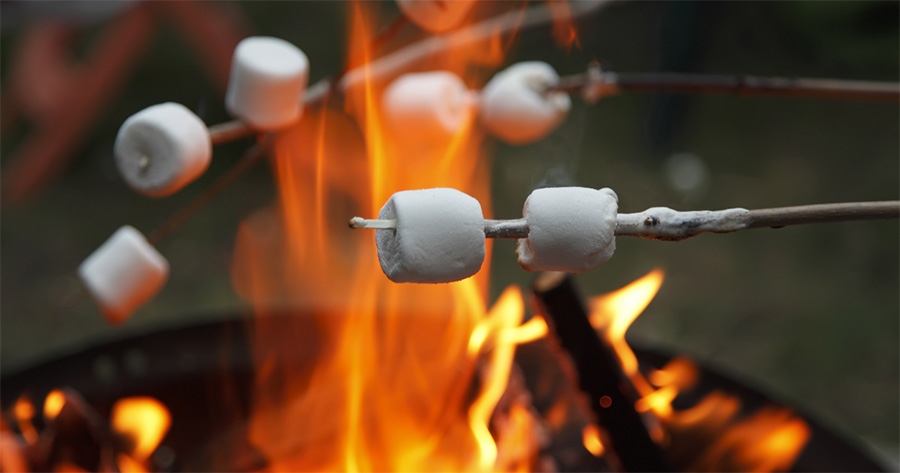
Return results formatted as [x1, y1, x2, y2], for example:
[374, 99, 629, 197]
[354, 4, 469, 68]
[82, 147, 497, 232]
[381, 62, 571, 146]
[115, 37, 308, 197]
[78, 226, 169, 325]
[371, 186, 618, 284]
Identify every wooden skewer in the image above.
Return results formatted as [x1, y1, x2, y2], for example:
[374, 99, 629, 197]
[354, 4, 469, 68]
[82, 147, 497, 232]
[552, 65, 900, 104]
[350, 201, 900, 241]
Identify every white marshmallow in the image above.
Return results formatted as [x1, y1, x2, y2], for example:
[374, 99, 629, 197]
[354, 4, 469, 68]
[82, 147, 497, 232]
[383, 71, 472, 142]
[225, 36, 309, 130]
[480, 61, 571, 144]
[114, 103, 212, 197]
[517, 187, 618, 273]
[78, 226, 169, 325]
[395, 0, 475, 33]
[376, 188, 485, 283]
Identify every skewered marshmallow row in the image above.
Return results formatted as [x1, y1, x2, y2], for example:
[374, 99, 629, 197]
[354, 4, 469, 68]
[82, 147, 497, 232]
[351, 186, 619, 283]
[78, 226, 169, 324]
[114, 36, 309, 197]
[382, 61, 571, 145]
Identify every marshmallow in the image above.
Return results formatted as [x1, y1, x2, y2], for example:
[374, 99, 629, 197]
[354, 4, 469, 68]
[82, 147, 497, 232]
[78, 226, 169, 324]
[517, 187, 618, 272]
[376, 188, 485, 283]
[480, 61, 571, 144]
[383, 71, 472, 142]
[225, 36, 309, 130]
[114, 103, 212, 197]
[395, 0, 475, 33]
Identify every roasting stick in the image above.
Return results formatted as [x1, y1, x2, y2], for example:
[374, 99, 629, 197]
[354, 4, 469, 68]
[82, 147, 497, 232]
[350, 201, 900, 241]
[552, 66, 900, 103]
[209, 70, 900, 150]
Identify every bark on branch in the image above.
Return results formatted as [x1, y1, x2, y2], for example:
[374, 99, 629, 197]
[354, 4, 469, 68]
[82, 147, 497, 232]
[557, 68, 900, 103]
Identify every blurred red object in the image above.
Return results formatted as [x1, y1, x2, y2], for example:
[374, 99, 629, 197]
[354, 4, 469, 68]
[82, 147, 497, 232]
[1, 1, 250, 206]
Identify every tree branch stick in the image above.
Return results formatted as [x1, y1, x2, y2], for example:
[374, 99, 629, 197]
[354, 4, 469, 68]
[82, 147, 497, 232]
[615, 201, 899, 241]
[146, 134, 274, 246]
[556, 69, 900, 103]
[337, 0, 612, 94]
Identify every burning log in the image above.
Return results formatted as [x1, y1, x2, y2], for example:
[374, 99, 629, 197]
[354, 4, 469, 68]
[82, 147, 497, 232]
[25, 389, 118, 473]
[532, 271, 671, 472]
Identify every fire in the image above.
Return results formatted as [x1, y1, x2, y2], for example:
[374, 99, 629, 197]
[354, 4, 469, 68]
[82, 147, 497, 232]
[231, 3, 543, 471]
[223, 0, 811, 469]
[548, 0, 581, 50]
[587, 269, 811, 472]
[43, 389, 65, 421]
[110, 396, 171, 471]
[581, 424, 605, 457]
[12, 395, 37, 444]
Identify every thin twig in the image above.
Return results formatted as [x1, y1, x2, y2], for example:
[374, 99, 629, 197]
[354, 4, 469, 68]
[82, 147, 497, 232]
[146, 134, 274, 246]
[336, 0, 612, 94]
[555, 68, 900, 103]
[209, 120, 254, 145]
[615, 201, 899, 241]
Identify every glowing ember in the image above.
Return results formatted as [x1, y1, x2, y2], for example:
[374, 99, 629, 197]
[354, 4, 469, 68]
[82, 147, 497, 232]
[12, 395, 37, 444]
[581, 424, 605, 457]
[110, 397, 171, 462]
[43, 389, 65, 421]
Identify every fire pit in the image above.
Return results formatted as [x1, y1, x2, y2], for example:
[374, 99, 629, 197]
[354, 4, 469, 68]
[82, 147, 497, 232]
[1, 311, 887, 472]
[1, 2, 897, 472]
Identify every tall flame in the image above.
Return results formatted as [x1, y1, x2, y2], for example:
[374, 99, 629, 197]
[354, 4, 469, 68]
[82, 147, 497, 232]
[587, 269, 811, 472]
[231, 3, 541, 471]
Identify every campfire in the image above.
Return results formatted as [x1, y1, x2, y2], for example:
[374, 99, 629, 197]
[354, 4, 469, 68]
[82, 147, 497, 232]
[1, 1, 897, 472]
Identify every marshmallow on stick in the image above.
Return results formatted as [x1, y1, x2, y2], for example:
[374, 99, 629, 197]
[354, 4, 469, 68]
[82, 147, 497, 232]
[480, 61, 571, 144]
[226, 36, 309, 130]
[516, 187, 618, 272]
[375, 188, 485, 283]
[78, 226, 169, 325]
[395, 0, 476, 33]
[383, 71, 474, 143]
[114, 103, 212, 197]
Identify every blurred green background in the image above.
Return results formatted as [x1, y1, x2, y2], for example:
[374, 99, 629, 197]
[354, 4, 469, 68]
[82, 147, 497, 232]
[1, 0, 897, 466]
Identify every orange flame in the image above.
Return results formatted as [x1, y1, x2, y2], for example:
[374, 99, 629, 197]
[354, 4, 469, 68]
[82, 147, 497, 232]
[110, 397, 171, 462]
[43, 389, 65, 421]
[589, 268, 665, 378]
[12, 395, 37, 445]
[231, 3, 546, 471]
[581, 424, 605, 457]
[548, 0, 582, 51]
[587, 269, 811, 472]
